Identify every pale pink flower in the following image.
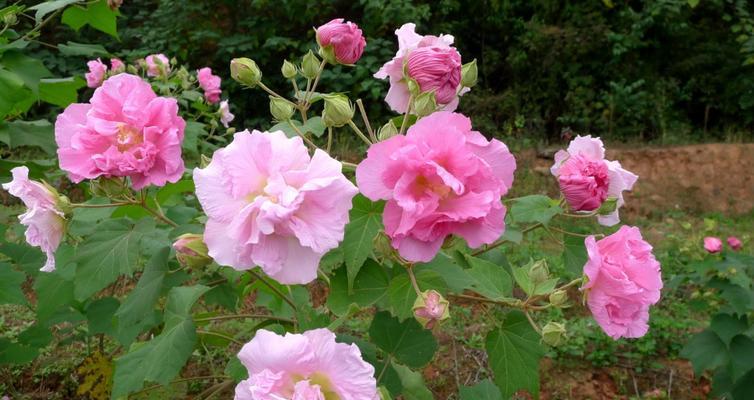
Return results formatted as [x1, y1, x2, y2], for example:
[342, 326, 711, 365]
[2, 167, 66, 272]
[704, 237, 723, 253]
[145, 53, 170, 77]
[85, 58, 107, 88]
[55, 73, 186, 190]
[219, 100, 234, 128]
[197, 67, 222, 104]
[374, 23, 468, 113]
[727, 236, 742, 251]
[551, 135, 637, 225]
[316, 18, 366, 65]
[110, 58, 125, 73]
[194, 130, 358, 285]
[235, 329, 377, 400]
[582, 226, 663, 339]
[356, 112, 516, 262]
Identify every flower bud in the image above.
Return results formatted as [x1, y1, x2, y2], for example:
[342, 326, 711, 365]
[230, 58, 262, 87]
[173, 234, 212, 269]
[200, 154, 212, 168]
[301, 50, 320, 80]
[378, 120, 399, 141]
[269, 96, 295, 121]
[3, 12, 18, 26]
[281, 60, 297, 79]
[528, 259, 549, 285]
[322, 94, 354, 128]
[126, 65, 139, 75]
[461, 59, 478, 88]
[542, 322, 567, 347]
[597, 197, 618, 216]
[412, 90, 437, 117]
[412, 290, 450, 329]
[316, 19, 366, 65]
[549, 290, 568, 307]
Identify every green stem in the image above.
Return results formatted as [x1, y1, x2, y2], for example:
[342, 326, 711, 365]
[524, 310, 542, 334]
[326, 126, 333, 153]
[376, 356, 393, 384]
[20, 8, 63, 41]
[406, 265, 422, 296]
[258, 81, 286, 99]
[471, 222, 543, 256]
[139, 201, 178, 228]
[195, 314, 294, 324]
[305, 60, 327, 104]
[248, 270, 298, 311]
[347, 120, 373, 146]
[356, 99, 376, 142]
[196, 330, 244, 345]
[341, 161, 358, 170]
[286, 119, 319, 150]
[70, 202, 131, 208]
[399, 96, 414, 135]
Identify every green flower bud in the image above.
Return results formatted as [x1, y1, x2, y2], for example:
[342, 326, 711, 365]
[549, 290, 568, 307]
[413, 90, 437, 117]
[461, 59, 478, 88]
[230, 58, 262, 87]
[173, 234, 212, 269]
[542, 322, 567, 347]
[597, 197, 618, 216]
[200, 154, 212, 168]
[301, 50, 320, 80]
[126, 65, 139, 75]
[3, 12, 18, 26]
[528, 259, 550, 285]
[281, 60, 298, 79]
[378, 120, 399, 141]
[322, 94, 354, 128]
[406, 78, 421, 98]
[269, 96, 295, 121]
[412, 290, 450, 329]
[318, 44, 338, 66]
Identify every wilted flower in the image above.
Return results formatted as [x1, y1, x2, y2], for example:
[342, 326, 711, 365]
[218, 100, 234, 128]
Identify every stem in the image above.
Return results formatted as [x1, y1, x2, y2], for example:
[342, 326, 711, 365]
[399, 96, 413, 135]
[347, 120, 373, 146]
[448, 293, 520, 307]
[287, 120, 320, 151]
[524, 311, 542, 334]
[561, 211, 598, 218]
[356, 99, 376, 142]
[248, 270, 297, 311]
[70, 202, 131, 208]
[326, 126, 333, 153]
[139, 201, 178, 228]
[472, 223, 543, 256]
[196, 330, 244, 345]
[129, 375, 228, 397]
[406, 265, 422, 296]
[195, 314, 294, 324]
[376, 356, 393, 383]
[257, 81, 286, 99]
[21, 8, 63, 41]
[341, 161, 358, 170]
[305, 60, 327, 104]
[548, 225, 601, 238]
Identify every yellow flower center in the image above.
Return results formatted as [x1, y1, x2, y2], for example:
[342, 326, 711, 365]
[116, 124, 143, 151]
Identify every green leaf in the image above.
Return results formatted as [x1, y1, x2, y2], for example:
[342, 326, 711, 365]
[369, 311, 438, 369]
[18, 325, 53, 348]
[74, 218, 156, 301]
[0, 338, 38, 365]
[0, 262, 27, 305]
[417, 252, 475, 293]
[510, 195, 562, 225]
[114, 247, 169, 328]
[729, 335, 754, 383]
[39, 76, 85, 107]
[0, 68, 33, 118]
[0, 119, 56, 155]
[387, 269, 447, 320]
[34, 269, 75, 323]
[681, 329, 730, 376]
[302, 116, 326, 137]
[512, 266, 534, 296]
[486, 310, 545, 398]
[57, 41, 110, 57]
[269, 119, 303, 138]
[343, 194, 384, 291]
[86, 297, 119, 336]
[182, 121, 205, 157]
[732, 368, 754, 400]
[563, 234, 588, 277]
[459, 379, 503, 400]
[709, 313, 748, 346]
[111, 285, 209, 398]
[1, 50, 52, 94]
[327, 259, 389, 316]
[465, 254, 513, 300]
[687, 0, 700, 8]
[28, 0, 81, 23]
[61, 0, 119, 38]
[392, 362, 433, 400]
[224, 356, 248, 383]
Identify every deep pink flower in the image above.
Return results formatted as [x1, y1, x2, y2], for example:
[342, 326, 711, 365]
[55, 73, 186, 190]
[85, 58, 107, 88]
[704, 237, 723, 253]
[219, 100, 234, 128]
[194, 130, 358, 285]
[375, 23, 468, 113]
[145, 53, 170, 77]
[2, 167, 66, 272]
[110, 58, 125, 73]
[582, 226, 663, 339]
[234, 328, 377, 400]
[356, 112, 516, 262]
[551, 135, 637, 225]
[316, 18, 366, 65]
[727, 236, 742, 251]
[197, 67, 222, 104]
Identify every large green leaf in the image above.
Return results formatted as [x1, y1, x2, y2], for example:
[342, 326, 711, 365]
[368, 311, 437, 369]
[57, 41, 110, 57]
[34, 268, 75, 323]
[342, 194, 384, 291]
[709, 313, 748, 346]
[327, 259, 389, 316]
[417, 252, 475, 293]
[0, 68, 32, 118]
[86, 297, 119, 336]
[111, 285, 209, 398]
[39, 77, 85, 107]
[728, 335, 754, 383]
[486, 310, 545, 398]
[510, 195, 562, 225]
[0, 338, 38, 365]
[0, 262, 27, 305]
[392, 362, 433, 400]
[681, 329, 730, 376]
[563, 234, 588, 277]
[61, 0, 119, 38]
[387, 269, 447, 320]
[459, 379, 503, 400]
[465, 254, 513, 300]
[0, 119, 56, 155]
[114, 247, 169, 329]
[74, 218, 157, 301]
[28, 0, 81, 23]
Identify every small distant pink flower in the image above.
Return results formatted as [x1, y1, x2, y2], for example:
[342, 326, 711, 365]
[2, 167, 66, 272]
[551, 135, 638, 225]
[356, 112, 516, 262]
[219, 100, 234, 128]
[316, 18, 366, 65]
[110, 58, 125, 73]
[194, 130, 358, 284]
[85, 58, 107, 88]
[727, 236, 742, 251]
[704, 237, 723, 253]
[197, 67, 222, 104]
[375, 23, 468, 113]
[55, 73, 186, 190]
[234, 328, 377, 400]
[145, 54, 170, 77]
[582, 226, 663, 339]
